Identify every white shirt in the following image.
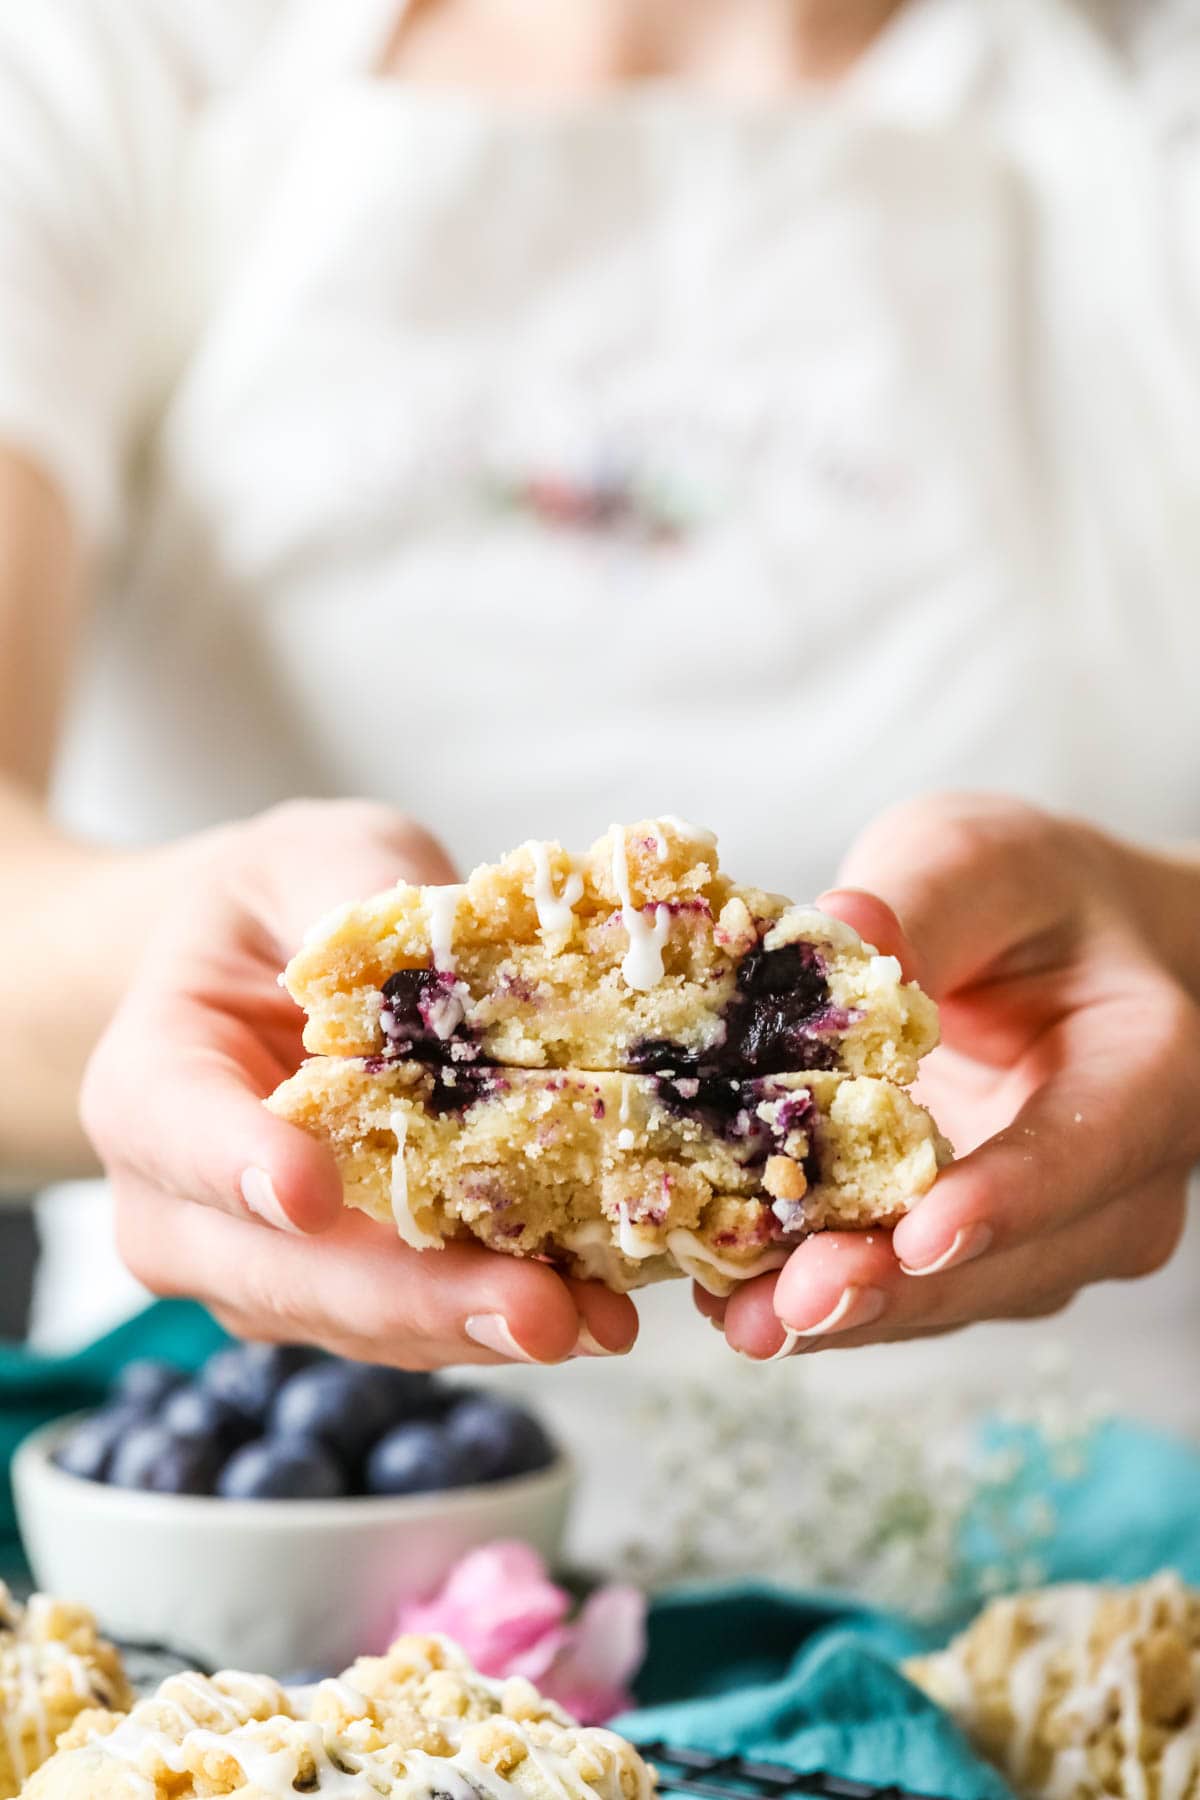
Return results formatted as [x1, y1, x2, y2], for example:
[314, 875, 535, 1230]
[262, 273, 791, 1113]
[0, 0, 1197, 1468]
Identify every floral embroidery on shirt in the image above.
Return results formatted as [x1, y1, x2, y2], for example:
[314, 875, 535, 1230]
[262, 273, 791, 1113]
[490, 462, 707, 545]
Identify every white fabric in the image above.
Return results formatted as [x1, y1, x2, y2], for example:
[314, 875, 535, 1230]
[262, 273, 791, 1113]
[1, 0, 1197, 1451]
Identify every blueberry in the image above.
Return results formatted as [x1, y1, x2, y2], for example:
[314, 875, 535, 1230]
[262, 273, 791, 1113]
[160, 1384, 254, 1450]
[442, 1395, 556, 1483]
[630, 944, 838, 1079]
[108, 1422, 225, 1495]
[357, 1364, 449, 1426]
[111, 1360, 188, 1413]
[268, 1361, 403, 1463]
[364, 1421, 478, 1496]
[379, 968, 478, 1063]
[55, 1405, 144, 1483]
[724, 943, 837, 1074]
[217, 1438, 346, 1501]
[202, 1344, 324, 1423]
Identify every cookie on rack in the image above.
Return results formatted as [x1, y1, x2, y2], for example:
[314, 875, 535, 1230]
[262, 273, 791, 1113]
[905, 1571, 1200, 1800]
[284, 818, 939, 1083]
[26, 1631, 657, 1800]
[0, 1584, 132, 1798]
[268, 1057, 951, 1293]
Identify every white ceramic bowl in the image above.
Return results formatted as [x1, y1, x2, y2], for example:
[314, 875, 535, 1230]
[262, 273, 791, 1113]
[14, 1417, 573, 1676]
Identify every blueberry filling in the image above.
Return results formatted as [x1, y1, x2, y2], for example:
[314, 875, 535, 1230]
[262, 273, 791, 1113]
[728, 941, 842, 1072]
[379, 967, 479, 1064]
[652, 1074, 820, 1199]
[651, 1072, 776, 1154]
[629, 940, 844, 1078]
[426, 1064, 501, 1117]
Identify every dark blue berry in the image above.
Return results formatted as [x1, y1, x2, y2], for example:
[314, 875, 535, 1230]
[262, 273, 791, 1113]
[202, 1344, 324, 1423]
[55, 1405, 144, 1483]
[728, 942, 837, 1073]
[160, 1384, 254, 1450]
[364, 1421, 478, 1495]
[426, 1065, 499, 1117]
[217, 1438, 346, 1501]
[111, 1360, 188, 1413]
[356, 1364, 448, 1424]
[379, 968, 478, 1064]
[268, 1361, 401, 1463]
[108, 1422, 224, 1495]
[442, 1395, 556, 1483]
[630, 943, 837, 1081]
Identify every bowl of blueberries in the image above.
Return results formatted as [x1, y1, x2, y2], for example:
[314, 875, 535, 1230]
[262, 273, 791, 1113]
[13, 1342, 571, 1677]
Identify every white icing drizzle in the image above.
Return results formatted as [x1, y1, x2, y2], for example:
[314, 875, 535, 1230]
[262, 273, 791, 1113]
[1160, 1702, 1200, 1800]
[389, 1109, 443, 1250]
[609, 824, 670, 991]
[655, 815, 717, 847]
[616, 1128, 636, 1151]
[77, 1665, 653, 1800]
[618, 1078, 633, 1124]
[650, 823, 669, 860]
[0, 1597, 117, 1787]
[665, 1229, 791, 1293]
[426, 885, 465, 972]
[615, 1203, 661, 1260]
[1, 1707, 25, 1787]
[559, 1221, 669, 1286]
[1007, 1639, 1059, 1780]
[322, 1676, 370, 1714]
[529, 842, 584, 936]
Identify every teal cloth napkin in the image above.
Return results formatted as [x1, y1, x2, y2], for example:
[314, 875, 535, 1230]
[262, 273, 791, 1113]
[619, 1588, 1010, 1800]
[618, 1418, 1200, 1800]
[0, 1299, 229, 1578]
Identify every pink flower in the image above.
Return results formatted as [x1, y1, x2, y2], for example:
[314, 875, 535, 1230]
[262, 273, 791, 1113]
[394, 1542, 646, 1724]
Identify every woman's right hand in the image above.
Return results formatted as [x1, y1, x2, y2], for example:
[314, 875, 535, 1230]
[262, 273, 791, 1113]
[80, 800, 639, 1369]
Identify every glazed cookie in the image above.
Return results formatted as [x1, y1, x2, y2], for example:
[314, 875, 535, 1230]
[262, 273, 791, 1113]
[284, 819, 938, 1083]
[268, 1057, 951, 1294]
[905, 1572, 1200, 1800]
[26, 1631, 656, 1800]
[0, 1585, 132, 1797]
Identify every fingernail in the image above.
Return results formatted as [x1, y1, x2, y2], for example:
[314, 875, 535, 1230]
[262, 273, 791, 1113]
[734, 1328, 803, 1363]
[464, 1314, 554, 1364]
[573, 1322, 635, 1358]
[240, 1167, 301, 1234]
[782, 1285, 887, 1337]
[900, 1223, 993, 1277]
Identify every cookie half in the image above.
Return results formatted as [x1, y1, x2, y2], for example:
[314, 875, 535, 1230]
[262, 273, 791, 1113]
[268, 1057, 951, 1294]
[284, 819, 938, 1083]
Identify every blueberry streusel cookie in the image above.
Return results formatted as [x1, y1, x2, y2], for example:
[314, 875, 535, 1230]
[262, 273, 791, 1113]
[273, 820, 947, 1290]
[905, 1572, 1200, 1800]
[284, 819, 938, 1083]
[25, 1631, 656, 1800]
[0, 1585, 132, 1797]
[268, 1059, 950, 1293]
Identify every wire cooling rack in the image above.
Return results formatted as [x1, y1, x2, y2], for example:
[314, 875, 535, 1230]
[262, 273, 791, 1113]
[635, 1741, 952, 1800]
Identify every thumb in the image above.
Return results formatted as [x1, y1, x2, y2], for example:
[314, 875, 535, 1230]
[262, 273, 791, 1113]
[243, 800, 461, 950]
[832, 794, 1068, 1000]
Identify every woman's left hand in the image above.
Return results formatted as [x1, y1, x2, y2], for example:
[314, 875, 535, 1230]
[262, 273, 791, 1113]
[702, 794, 1200, 1359]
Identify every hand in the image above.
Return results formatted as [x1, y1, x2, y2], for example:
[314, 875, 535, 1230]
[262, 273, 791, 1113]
[703, 794, 1200, 1359]
[82, 801, 638, 1368]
